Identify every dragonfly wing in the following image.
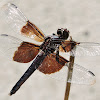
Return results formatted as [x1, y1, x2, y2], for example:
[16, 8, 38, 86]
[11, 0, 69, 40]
[38, 53, 69, 74]
[60, 40, 100, 56]
[0, 34, 40, 63]
[38, 53, 69, 82]
[0, 3, 45, 42]
[38, 53, 95, 85]
[0, 34, 22, 60]
[0, 3, 27, 33]
[66, 63, 96, 85]
[75, 42, 100, 56]
[40, 62, 96, 85]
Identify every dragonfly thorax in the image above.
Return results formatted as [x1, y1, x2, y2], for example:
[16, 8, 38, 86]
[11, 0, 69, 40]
[40, 36, 61, 54]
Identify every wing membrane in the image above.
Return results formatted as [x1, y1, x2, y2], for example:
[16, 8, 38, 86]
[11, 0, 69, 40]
[60, 40, 100, 56]
[0, 34, 22, 60]
[66, 63, 96, 85]
[45, 63, 95, 85]
[38, 53, 69, 74]
[38, 53, 95, 85]
[75, 42, 100, 56]
[0, 34, 40, 62]
[0, 3, 45, 42]
[13, 41, 40, 63]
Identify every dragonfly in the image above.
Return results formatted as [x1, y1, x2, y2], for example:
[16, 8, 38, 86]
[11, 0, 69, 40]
[0, 3, 100, 96]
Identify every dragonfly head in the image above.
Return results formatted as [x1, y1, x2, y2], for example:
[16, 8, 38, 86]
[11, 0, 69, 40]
[57, 28, 69, 40]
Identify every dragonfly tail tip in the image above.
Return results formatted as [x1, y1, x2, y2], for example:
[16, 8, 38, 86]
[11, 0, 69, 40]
[8, 93, 12, 96]
[9, 90, 15, 96]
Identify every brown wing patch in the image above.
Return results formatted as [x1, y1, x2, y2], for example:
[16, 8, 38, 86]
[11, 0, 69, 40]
[21, 20, 45, 42]
[38, 53, 69, 74]
[13, 42, 40, 63]
[59, 41, 72, 52]
[59, 40, 78, 52]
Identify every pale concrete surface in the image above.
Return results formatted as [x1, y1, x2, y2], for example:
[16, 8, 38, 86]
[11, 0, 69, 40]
[0, 0, 100, 100]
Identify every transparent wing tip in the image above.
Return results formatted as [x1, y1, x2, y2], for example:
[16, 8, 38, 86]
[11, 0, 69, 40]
[66, 63, 96, 85]
[1, 3, 17, 11]
[67, 75, 96, 85]
[88, 71, 96, 85]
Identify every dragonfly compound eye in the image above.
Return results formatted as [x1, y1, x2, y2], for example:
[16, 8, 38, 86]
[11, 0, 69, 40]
[57, 28, 63, 36]
[62, 29, 69, 40]
[57, 28, 69, 40]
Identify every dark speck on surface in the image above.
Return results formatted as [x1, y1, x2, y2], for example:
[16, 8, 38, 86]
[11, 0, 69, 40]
[83, 31, 89, 36]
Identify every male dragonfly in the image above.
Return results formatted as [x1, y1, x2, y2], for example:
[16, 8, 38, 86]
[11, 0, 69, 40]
[0, 3, 100, 95]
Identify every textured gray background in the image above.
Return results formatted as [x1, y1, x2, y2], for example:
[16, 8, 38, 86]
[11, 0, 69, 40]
[0, 0, 100, 100]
